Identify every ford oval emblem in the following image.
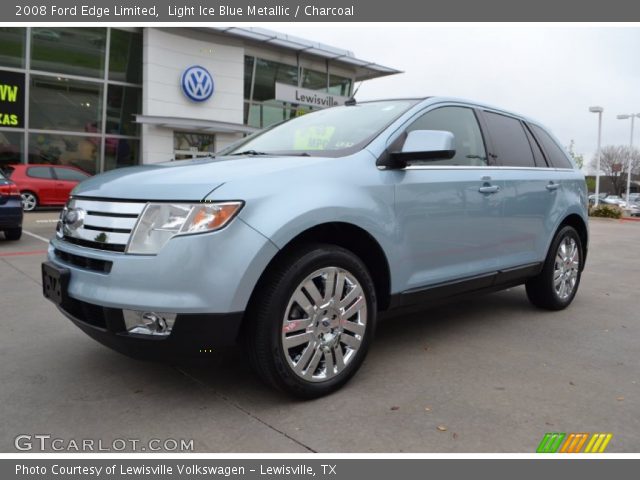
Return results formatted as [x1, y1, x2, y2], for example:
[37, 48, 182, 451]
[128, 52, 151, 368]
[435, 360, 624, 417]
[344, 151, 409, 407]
[181, 65, 214, 102]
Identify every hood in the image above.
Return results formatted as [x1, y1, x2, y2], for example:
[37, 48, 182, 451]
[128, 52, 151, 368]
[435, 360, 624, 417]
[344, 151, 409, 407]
[72, 155, 330, 201]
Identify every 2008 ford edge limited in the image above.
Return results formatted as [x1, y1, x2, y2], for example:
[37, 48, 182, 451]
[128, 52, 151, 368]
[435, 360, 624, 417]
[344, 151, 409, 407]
[42, 98, 588, 398]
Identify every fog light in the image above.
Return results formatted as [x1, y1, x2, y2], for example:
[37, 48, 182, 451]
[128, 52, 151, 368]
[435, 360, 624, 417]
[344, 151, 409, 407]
[123, 310, 177, 336]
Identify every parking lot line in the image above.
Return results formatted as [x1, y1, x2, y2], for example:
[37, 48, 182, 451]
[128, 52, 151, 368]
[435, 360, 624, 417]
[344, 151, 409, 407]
[23, 230, 51, 243]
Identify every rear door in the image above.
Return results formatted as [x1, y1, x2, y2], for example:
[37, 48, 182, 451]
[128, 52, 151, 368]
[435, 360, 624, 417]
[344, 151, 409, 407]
[392, 105, 505, 291]
[25, 166, 57, 205]
[479, 111, 561, 268]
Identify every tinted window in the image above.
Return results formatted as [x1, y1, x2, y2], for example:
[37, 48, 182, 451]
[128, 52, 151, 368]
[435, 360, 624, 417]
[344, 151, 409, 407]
[529, 124, 573, 169]
[524, 124, 548, 167]
[483, 112, 535, 167]
[406, 106, 487, 166]
[54, 168, 88, 182]
[27, 167, 53, 179]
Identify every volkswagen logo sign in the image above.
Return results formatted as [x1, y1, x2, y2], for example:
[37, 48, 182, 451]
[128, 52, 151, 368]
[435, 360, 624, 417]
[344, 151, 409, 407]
[181, 65, 214, 102]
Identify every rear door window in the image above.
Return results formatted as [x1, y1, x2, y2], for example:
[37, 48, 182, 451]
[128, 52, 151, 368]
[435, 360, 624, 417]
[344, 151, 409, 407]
[483, 111, 536, 167]
[27, 166, 54, 179]
[529, 124, 574, 169]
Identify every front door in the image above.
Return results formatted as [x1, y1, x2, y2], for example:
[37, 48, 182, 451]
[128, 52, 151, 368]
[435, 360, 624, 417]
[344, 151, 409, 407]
[392, 105, 504, 292]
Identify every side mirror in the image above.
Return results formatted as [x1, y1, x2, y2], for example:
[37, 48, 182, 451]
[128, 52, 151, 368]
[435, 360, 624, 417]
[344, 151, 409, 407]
[385, 130, 456, 169]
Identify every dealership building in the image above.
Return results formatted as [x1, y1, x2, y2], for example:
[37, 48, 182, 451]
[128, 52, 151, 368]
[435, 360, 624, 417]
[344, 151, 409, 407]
[0, 27, 398, 174]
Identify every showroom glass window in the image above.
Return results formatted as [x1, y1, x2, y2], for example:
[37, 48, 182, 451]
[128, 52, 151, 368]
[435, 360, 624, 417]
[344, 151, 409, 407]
[0, 131, 23, 165]
[243, 55, 354, 129]
[328, 75, 352, 96]
[0, 28, 26, 68]
[0, 27, 142, 174]
[31, 28, 106, 78]
[30, 76, 103, 132]
[174, 132, 216, 160]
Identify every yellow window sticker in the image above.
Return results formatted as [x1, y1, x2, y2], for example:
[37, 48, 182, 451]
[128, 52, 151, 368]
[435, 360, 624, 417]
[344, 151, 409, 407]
[294, 126, 336, 150]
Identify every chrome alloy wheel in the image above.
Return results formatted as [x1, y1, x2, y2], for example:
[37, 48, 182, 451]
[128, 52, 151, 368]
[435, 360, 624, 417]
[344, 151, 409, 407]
[281, 267, 368, 382]
[553, 237, 579, 299]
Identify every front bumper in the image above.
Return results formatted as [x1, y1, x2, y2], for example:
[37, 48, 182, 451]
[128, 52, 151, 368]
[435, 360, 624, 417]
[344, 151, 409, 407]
[45, 217, 279, 356]
[47, 218, 278, 314]
[56, 294, 243, 358]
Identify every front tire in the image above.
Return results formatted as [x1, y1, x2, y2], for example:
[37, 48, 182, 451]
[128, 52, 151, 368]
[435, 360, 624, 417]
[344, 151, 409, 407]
[526, 225, 583, 310]
[245, 244, 377, 398]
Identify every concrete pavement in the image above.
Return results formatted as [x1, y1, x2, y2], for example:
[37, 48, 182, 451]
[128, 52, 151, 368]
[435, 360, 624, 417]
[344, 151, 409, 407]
[1, 212, 638, 452]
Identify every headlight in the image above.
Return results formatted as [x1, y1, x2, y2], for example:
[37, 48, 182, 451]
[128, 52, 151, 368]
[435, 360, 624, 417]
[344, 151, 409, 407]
[127, 201, 243, 254]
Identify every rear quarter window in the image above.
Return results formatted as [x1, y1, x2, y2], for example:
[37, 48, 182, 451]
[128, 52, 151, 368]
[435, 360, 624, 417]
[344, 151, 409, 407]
[529, 124, 573, 169]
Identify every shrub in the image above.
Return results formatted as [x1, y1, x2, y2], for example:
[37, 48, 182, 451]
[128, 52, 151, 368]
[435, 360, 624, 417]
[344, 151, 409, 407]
[589, 204, 622, 219]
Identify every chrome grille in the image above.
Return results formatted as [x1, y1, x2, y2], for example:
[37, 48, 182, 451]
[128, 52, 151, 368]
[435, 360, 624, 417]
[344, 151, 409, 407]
[58, 198, 146, 252]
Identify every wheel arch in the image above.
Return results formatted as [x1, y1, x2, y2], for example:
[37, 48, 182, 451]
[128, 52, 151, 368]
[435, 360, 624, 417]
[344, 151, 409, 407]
[246, 222, 393, 315]
[557, 213, 589, 269]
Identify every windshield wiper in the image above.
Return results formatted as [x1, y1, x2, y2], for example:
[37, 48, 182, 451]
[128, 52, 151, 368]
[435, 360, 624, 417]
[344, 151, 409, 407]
[230, 150, 268, 156]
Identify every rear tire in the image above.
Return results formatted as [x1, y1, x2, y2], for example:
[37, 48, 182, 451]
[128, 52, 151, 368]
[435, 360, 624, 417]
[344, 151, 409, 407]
[21, 191, 38, 212]
[4, 228, 22, 241]
[526, 225, 583, 310]
[244, 243, 377, 398]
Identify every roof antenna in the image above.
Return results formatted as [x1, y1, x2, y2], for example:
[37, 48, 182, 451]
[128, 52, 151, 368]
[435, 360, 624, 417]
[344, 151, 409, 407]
[344, 81, 362, 106]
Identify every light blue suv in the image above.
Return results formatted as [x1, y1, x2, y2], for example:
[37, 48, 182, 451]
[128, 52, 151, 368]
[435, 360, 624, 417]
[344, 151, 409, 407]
[42, 98, 588, 397]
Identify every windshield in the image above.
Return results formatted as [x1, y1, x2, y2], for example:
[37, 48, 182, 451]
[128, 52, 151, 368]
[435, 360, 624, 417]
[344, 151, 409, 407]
[224, 100, 419, 157]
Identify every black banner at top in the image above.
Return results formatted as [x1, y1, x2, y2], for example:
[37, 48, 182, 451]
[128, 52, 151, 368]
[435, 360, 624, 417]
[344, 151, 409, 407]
[0, 70, 25, 129]
[4, 0, 640, 22]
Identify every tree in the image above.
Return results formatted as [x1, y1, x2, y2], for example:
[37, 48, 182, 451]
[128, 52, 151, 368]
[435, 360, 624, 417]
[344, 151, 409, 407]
[567, 140, 584, 169]
[590, 145, 640, 196]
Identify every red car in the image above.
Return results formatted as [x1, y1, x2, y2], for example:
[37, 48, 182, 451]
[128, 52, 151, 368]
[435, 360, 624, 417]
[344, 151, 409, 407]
[3, 164, 91, 211]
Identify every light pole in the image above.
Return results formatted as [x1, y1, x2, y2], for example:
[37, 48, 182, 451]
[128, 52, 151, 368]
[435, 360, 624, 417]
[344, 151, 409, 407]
[616, 113, 640, 205]
[589, 106, 603, 206]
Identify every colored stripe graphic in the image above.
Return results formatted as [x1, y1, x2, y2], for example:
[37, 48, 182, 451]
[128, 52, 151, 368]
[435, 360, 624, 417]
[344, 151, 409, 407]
[584, 433, 613, 453]
[560, 433, 589, 453]
[537, 433, 613, 453]
[537, 433, 566, 453]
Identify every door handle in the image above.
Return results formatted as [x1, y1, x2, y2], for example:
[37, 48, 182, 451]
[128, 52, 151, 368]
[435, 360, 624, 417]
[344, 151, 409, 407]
[479, 185, 500, 194]
[546, 182, 560, 191]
